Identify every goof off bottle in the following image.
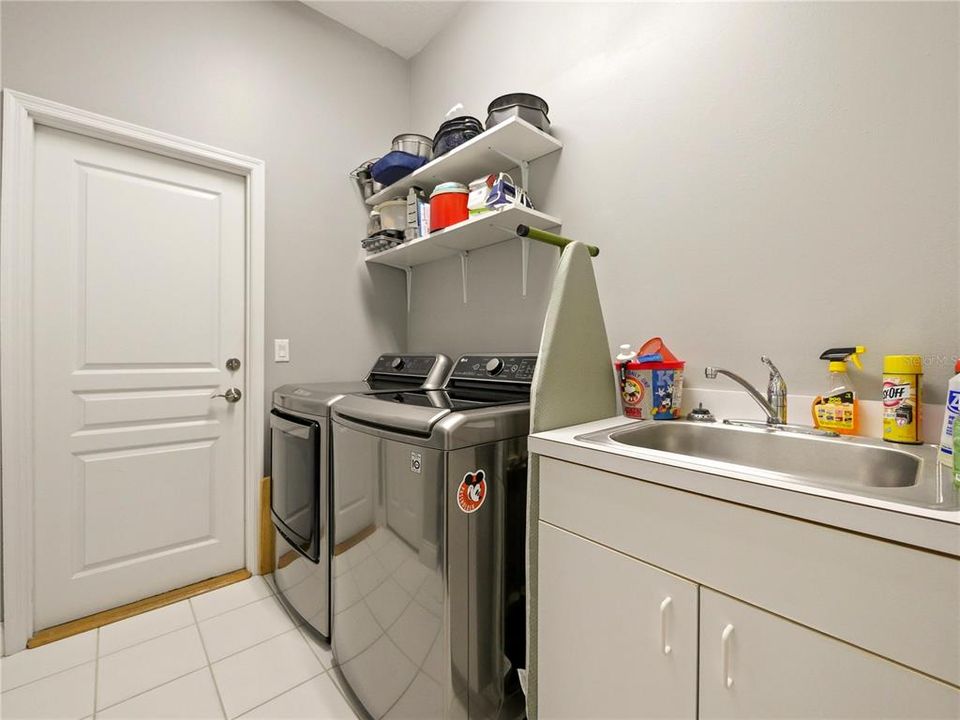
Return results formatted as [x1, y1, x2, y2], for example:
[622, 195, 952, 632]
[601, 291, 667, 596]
[882, 355, 923, 445]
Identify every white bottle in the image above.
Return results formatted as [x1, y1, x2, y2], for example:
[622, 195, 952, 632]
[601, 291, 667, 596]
[938, 360, 960, 466]
[616, 344, 636, 363]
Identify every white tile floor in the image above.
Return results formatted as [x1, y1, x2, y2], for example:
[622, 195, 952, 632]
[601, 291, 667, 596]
[0, 576, 361, 720]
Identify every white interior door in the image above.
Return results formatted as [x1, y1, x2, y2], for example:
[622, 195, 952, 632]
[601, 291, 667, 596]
[30, 125, 247, 629]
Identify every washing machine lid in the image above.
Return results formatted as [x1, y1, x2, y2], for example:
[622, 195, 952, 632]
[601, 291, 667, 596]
[332, 354, 537, 437]
[272, 353, 452, 416]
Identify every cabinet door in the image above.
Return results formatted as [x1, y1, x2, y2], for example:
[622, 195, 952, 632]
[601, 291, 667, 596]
[700, 589, 960, 719]
[538, 522, 698, 719]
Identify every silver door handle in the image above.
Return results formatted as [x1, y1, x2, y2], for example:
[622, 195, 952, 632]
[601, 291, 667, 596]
[211, 388, 242, 403]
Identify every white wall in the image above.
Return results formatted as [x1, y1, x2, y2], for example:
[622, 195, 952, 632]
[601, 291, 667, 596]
[1, 0, 411, 439]
[407, 2, 959, 402]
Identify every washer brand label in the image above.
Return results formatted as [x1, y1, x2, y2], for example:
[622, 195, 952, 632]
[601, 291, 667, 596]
[457, 470, 487, 514]
[882, 382, 912, 407]
[410, 452, 422, 474]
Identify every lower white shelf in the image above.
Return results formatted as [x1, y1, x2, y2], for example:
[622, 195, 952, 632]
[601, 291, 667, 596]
[363, 205, 561, 269]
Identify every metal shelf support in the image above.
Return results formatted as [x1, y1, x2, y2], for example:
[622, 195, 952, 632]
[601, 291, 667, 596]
[521, 237, 530, 297]
[460, 251, 469, 304]
[404, 267, 413, 313]
[489, 148, 531, 191]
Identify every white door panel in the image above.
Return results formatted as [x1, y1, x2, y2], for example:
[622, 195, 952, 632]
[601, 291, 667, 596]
[32, 126, 246, 628]
[538, 522, 698, 719]
[699, 589, 960, 719]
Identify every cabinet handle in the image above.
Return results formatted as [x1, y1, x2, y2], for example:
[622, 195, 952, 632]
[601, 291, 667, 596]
[659, 597, 672, 655]
[721, 623, 735, 688]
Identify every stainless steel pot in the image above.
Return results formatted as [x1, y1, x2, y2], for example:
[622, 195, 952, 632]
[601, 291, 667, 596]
[352, 158, 382, 200]
[391, 134, 433, 161]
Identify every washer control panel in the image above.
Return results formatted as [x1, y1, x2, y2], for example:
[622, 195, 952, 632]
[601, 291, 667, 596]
[453, 354, 538, 383]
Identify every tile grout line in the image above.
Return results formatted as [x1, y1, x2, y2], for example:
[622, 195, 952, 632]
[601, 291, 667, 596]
[97, 618, 196, 661]
[94, 663, 212, 715]
[2, 581, 275, 694]
[189, 599, 229, 720]
[231, 669, 328, 719]
[1, 578, 277, 713]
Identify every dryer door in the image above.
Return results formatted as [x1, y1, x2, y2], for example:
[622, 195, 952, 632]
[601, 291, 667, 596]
[270, 409, 321, 562]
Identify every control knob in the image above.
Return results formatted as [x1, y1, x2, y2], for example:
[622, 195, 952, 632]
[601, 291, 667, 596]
[390, 357, 405, 371]
[485, 357, 504, 376]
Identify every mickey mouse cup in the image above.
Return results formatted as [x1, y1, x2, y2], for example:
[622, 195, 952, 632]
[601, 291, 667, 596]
[616, 338, 685, 420]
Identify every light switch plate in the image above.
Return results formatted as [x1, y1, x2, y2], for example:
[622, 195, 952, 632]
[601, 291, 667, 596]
[274, 339, 290, 363]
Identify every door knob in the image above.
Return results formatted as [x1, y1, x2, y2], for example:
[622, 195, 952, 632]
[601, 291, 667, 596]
[211, 388, 242, 403]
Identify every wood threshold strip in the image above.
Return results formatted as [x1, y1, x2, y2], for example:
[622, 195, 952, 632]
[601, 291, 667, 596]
[333, 524, 376, 557]
[26, 568, 252, 650]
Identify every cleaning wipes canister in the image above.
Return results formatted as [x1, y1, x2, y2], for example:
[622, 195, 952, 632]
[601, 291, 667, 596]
[882, 355, 923, 444]
[937, 360, 960, 466]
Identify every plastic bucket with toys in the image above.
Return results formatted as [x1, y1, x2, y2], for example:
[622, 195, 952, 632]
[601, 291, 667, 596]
[616, 337, 685, 420]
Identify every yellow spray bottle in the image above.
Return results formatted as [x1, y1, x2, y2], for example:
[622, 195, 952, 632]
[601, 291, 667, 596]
[812, 346, 865, 436]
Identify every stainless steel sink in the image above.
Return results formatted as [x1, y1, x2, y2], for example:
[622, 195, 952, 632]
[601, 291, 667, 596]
[576, 421, 958, 511]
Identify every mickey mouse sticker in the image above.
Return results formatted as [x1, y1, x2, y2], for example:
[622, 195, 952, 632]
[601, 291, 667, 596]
[456, 469, 487, 514]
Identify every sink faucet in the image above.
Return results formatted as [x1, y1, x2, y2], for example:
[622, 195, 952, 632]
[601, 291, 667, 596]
[704, 356, 788, 426]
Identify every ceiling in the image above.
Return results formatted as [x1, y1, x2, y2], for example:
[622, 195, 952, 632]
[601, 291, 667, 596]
[304, 1, 464, 59]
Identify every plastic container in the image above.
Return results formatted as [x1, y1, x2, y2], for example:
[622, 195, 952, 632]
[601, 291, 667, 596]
[937, 360, 960, 466]
[615, 338, 684, 420]
[374, 199, 407, 232]
[429, 182, 469, 232]
[371, 151, 428, 186]
[882, 355, 923, 444]
[953, 412, 960, 490]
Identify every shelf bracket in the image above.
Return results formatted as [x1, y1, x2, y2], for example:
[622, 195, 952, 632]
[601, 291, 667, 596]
[490, 148, 531, 191]
[521, 237, 530, 297]
[460, 251, 469, 304]
[404, 266, 413, 313]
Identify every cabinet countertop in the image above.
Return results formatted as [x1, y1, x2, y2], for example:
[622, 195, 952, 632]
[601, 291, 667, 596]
[530, 416, 960, 557]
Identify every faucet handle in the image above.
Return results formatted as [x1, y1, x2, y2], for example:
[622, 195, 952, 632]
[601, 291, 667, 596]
[760, 355, 783, 379]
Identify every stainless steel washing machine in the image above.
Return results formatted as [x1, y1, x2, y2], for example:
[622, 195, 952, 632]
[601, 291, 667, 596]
[330, 354, 536, 720]
[270, 354, 451, 640]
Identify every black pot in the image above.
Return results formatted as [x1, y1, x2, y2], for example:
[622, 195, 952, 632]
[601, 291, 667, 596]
[432, 115, 484, 157]
[485, 93, 551, 131]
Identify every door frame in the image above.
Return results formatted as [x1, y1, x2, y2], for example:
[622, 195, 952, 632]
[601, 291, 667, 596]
[0, 90, 266, 654]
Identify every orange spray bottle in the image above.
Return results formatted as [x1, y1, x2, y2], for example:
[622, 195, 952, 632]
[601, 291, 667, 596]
[812, 346, 865, 435]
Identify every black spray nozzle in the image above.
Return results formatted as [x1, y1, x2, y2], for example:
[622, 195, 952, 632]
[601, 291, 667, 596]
[819, 346, 866, 369]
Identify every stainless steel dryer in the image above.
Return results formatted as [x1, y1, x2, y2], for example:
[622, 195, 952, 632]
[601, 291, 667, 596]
[270, 353, 451, 640]
[330, 354, 536, 720]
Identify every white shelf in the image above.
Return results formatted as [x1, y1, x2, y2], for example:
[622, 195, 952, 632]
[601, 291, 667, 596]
[365, 116, 562, 207]
[364, 205, 560, 269]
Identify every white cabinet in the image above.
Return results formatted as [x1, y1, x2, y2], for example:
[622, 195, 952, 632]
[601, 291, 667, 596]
[536, 458, 960, 718]
[699, 589, 960, 720]
[538, 522, 698, 719]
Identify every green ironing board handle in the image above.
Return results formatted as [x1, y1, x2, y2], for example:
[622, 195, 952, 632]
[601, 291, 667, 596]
[516, 224, 600, 257]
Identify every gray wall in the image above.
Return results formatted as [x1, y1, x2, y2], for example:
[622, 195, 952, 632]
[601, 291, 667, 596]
[407, 2, 959, 401]
[1, 0, 410, 425]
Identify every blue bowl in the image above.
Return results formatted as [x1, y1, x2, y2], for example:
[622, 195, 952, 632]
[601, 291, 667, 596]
[371, 151, 428, 186]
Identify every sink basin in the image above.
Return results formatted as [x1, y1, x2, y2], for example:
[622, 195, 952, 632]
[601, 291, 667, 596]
[576, 421, 958, 511]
